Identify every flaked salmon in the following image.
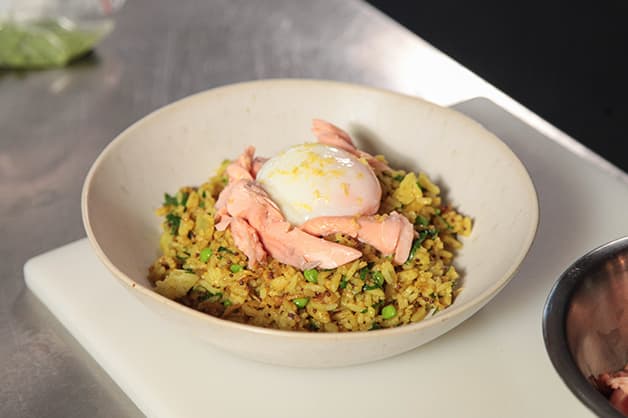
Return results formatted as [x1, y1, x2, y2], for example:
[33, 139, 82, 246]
[300, 212, 415, 264]
[311, 119, 390, 173]
[215, 120, 415, 270]
[216, 157, 362, 269]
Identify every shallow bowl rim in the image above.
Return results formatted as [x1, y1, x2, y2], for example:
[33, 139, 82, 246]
[82, 78, 539, 341]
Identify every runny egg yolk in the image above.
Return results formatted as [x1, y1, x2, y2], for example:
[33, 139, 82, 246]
[256, 143, 382, 225]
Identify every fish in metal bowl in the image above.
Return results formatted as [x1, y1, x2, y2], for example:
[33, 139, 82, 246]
[543, 236, 628, 416]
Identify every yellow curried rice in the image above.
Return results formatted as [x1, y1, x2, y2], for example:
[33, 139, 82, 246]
[148, 158, 472, 332]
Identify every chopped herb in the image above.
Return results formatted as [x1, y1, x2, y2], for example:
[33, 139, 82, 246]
[360, 308, 368, 313]
[393, 174, 405, 181]
[164, 193, 178, 206]
[437, 215, 454, 230]
[372, 271, 384, 287]
[362, 269, 384, 291]
[201, 191, 207, 198]
[434, 208, 441, 215]
[407, 229, 439, 262]
[407, 239, 422, 262]
[199, 247, 212, 263]
[230, 264, 243, 273]
[369, 323, 382, 331]
[307, 320, 320, 331]
[221, 177, 228, 184]
[359, 267, 369, 280]
[180, 191, 190, 207]
[198, 291, 212, 302]
[415, 215, 429, 227]
[304, 269, 318, 283]
[292, 297, 309, 309]
[218, 246, 234, 254]
[381, 304, 397, 319]
[166, 213, 181, 235]
[199, 201, 205, 208]
[339, 275, 348, 289]
[416, 182, 423, 191]
[372, 301, 384, 310]
[223, 299, 233, 307]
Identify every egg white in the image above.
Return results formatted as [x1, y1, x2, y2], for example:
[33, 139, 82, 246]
[256, 143, 382, 225]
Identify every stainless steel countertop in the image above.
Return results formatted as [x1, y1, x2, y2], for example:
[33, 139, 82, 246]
[5, 1, 626, 417]
[0, 1, 442, 416]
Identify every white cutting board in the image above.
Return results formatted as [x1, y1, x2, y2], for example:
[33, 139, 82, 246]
[24, 98, 628, 418]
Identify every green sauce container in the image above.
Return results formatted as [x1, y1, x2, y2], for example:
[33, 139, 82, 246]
[0, 17, 112, 69]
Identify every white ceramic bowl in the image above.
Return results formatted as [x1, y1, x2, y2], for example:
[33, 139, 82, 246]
[82, 79, 538, 368]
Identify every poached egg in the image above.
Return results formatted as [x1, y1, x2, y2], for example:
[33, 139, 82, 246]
[256, 143, 382, 226]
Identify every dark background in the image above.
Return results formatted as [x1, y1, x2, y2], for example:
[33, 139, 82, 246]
[367, 0, 628, 172]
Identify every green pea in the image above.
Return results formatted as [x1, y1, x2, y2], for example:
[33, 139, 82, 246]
[230, 264, 243, 273]
[304, 269, 318, 283]
[199, 248, 212, 263]
[292, 297, 309, 309]
[381, 305, 397, 320]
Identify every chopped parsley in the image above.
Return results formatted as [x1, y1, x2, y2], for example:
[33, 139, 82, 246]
[339, 275, 348, 289]
[437, 215, 454, 230]
[362, 269, 384, 291]
[166, 213, 181, 235]
[194, 286, 223, 302]
[180, 191, 190, 207]
[393, 174, 405, 181]
[407, 229, 439, 262]
[415, 215, 429, 227]
[307, 320, 320, 331]
[164, 193, 178, 206]
[217, 246, 234, 254]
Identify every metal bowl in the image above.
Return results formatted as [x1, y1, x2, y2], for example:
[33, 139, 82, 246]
[543, 236, 628, 417]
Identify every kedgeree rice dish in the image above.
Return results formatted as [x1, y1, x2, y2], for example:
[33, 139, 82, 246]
[148, 119, 472, 332]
